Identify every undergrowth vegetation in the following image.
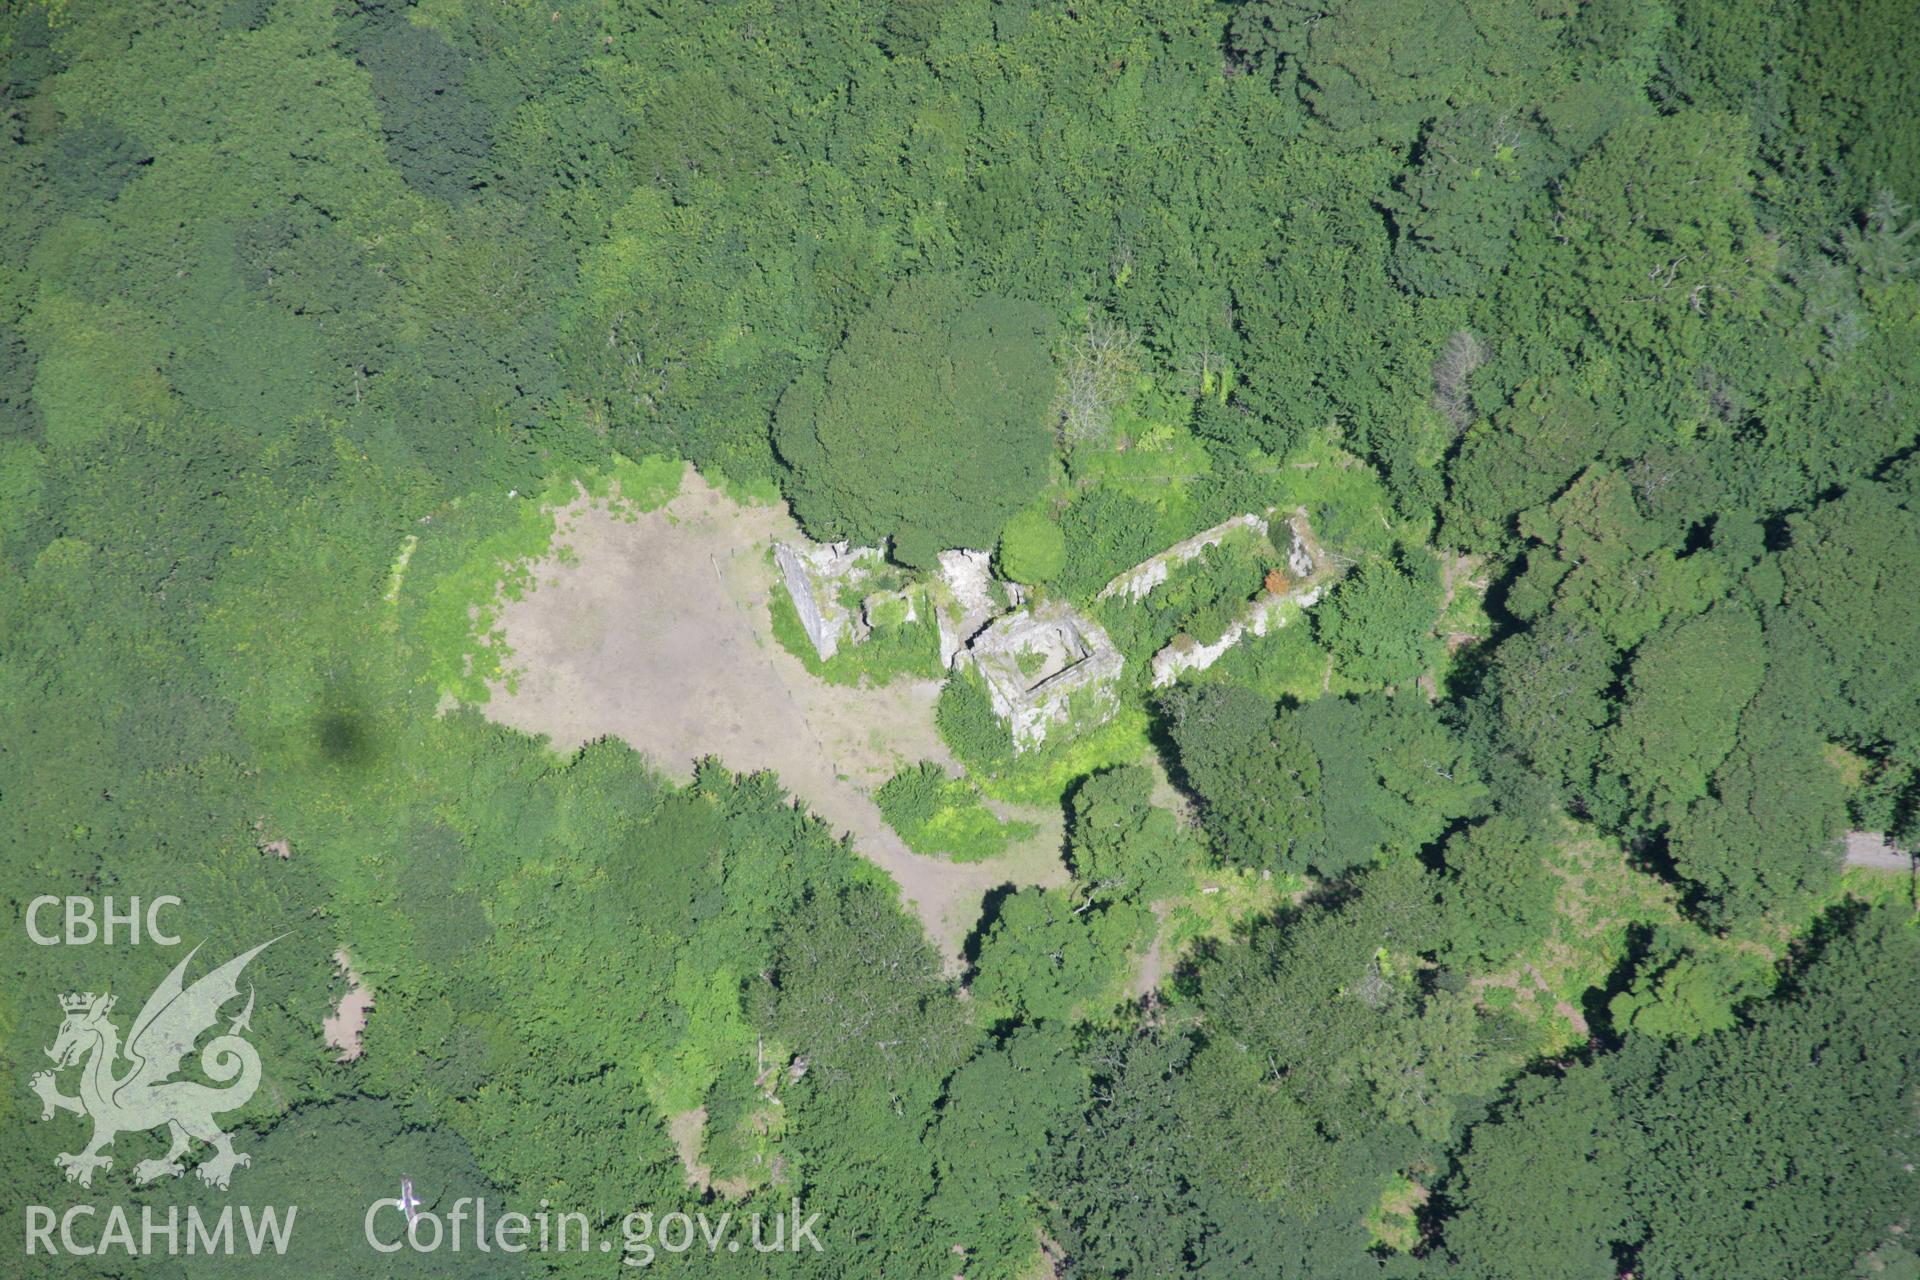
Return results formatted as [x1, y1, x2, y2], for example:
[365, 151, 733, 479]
[876, 761, 1036, 861]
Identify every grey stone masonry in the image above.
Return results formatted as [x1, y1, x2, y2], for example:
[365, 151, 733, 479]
[967, 601, 1123, 752]
[933, 548, 1024, 669]
[775, 539, 882, 660]
[1147, 510, 1335, 687]
[1096, 513, 1269, 603]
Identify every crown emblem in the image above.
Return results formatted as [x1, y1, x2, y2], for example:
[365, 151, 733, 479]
[60, 992, 98, 1013]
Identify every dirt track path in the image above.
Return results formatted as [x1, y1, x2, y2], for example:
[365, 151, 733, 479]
[482, 467, 1065, 968]
[1131, 902, 1172, 997]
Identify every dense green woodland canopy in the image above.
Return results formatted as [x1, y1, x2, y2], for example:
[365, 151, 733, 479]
[2, 0, 1916, 1276]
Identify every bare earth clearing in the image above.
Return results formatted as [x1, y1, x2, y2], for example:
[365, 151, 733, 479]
[1844, 830, 1915, 871]
[667, 1106, 755, 1197]
[324, 949, 374, 1063]
[483, 466, 1066, 967]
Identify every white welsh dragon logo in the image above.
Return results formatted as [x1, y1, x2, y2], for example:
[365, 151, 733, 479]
[29, 939, 275, 1190]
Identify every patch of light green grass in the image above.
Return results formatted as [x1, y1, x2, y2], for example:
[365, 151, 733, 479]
[1262, 431, 1413, 560]
[383, 533, 419, 607]
[876, 762, 1037, 861]
[592, 452, 685, 514]
[1833, 863, 1917, 913]
[972, 706, 1157, 808]
[713, 468, 784, 508]
[1161, 863, 1298, 958]
[1364, 1173, 1428, 1253]
[1436, 573, 1490, 642]
[408, 452, 680, 705]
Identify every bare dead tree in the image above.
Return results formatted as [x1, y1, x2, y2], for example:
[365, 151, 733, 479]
[1836, 187, 1919, 285]
[608, 308, 688, 415]
[1627, 453, 1683, 507]
[1430, 328, 1488, 433]
[1180, 341, 1225, 400]
[1053, 317, 1141, 446]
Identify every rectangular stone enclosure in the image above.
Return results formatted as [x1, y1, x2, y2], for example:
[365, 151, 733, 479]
[967, 601, 1124, 752]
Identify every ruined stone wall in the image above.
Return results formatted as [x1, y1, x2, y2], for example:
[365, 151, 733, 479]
[1096, 513, 1269, 603]
[775, 540, 879, 661]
